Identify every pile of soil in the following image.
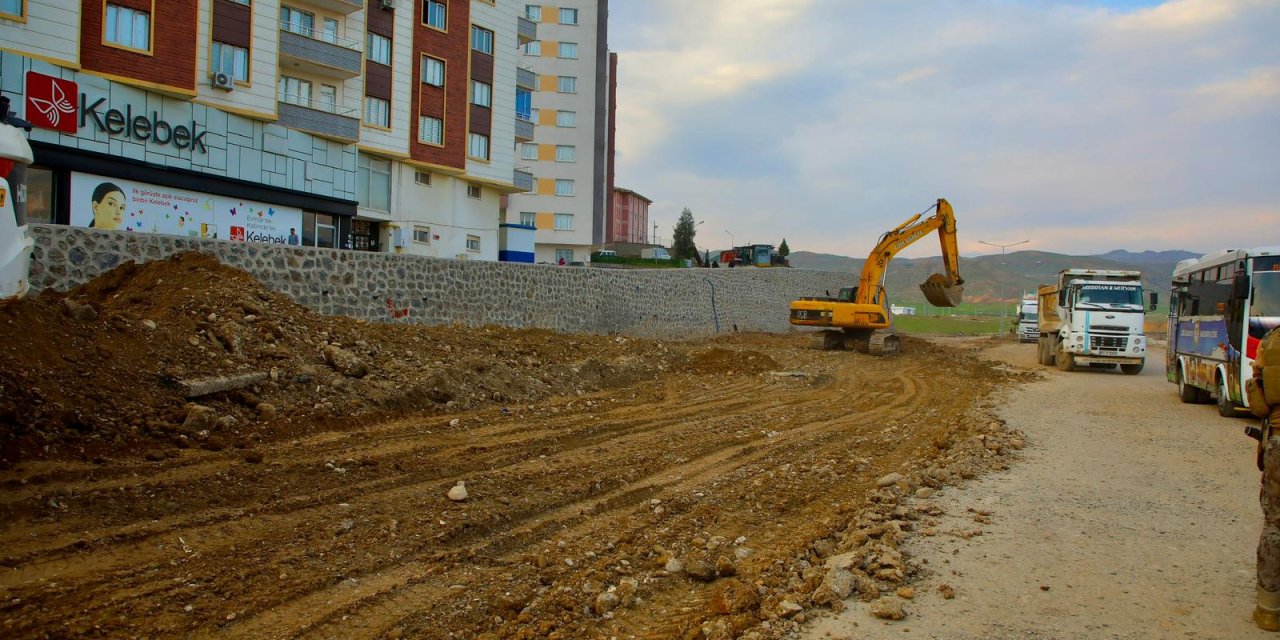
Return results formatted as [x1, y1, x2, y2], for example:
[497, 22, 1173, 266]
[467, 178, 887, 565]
[0, 253, 681, 465]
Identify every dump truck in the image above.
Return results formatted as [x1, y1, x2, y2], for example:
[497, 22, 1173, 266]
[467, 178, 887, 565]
[788, 198, 964, 355]
[1036, 268, 1157, 374]
[1016, 295, 1039, 343]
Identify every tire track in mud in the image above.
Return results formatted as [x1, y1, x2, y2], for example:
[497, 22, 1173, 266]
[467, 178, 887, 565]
[0, 340, 1004, 639]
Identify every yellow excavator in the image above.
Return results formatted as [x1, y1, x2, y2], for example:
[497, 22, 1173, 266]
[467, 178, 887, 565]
[788, 198, 964, 355]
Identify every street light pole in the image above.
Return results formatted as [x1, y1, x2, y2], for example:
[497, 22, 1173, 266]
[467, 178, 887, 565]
[978, 239, 1030, 335]
[724, 229, 734, 249]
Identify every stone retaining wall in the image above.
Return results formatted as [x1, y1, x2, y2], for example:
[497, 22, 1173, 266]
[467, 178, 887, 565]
[27, 225, 853, 338]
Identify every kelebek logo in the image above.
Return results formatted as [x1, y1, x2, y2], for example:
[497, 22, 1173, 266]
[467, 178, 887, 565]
[25, 71, 78, 134]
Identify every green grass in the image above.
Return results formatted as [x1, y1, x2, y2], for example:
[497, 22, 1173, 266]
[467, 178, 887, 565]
[590, 256, 682, 268]
[891, 315, 1006, 336]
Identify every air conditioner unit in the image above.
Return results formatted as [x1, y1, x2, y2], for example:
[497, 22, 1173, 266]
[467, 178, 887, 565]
[211, 72, 235, 90]
[391, 228, 405, 248]
[379, 0, 396, 8]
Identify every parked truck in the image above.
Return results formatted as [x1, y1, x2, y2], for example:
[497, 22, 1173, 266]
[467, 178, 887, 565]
[1036, 268, 1157, 374]
[1016, 295, 1038, 343]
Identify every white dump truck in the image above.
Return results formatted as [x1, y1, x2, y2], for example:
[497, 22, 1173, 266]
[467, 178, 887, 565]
[1016, 295, 1038, 343]
[1036, 268, 1157, 375]
[0, 97, 34, 304]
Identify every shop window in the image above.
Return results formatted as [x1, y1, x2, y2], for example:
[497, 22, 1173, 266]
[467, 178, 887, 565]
[351, 220, 377, 251]
[24, 168, 55, 225]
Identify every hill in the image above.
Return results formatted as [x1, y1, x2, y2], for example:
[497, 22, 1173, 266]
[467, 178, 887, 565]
[787, 249, 1199, 305]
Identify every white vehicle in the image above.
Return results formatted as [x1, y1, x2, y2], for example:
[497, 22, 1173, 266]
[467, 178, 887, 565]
[1016, 295, 1038, 343]
[1036, 268, 1157, 375]
[0, 103, 34, 304]
[641, 247, 670, 260]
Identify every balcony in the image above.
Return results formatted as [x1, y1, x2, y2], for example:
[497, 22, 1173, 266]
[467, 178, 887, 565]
[516, 65, 537, 91]
[513, 167, 534, 192]
[517, 16, 537, 46]
[291, 0, 363, 15]
[277, 94, 360, 143]
[278, 23, 362, 80]
[514, 115, 534, 142]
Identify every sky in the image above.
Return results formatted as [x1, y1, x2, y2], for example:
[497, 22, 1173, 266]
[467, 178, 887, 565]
[607, 0, 1280, 259]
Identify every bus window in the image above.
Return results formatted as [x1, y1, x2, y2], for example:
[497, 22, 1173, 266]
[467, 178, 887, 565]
[1252, 268, 1280, 318]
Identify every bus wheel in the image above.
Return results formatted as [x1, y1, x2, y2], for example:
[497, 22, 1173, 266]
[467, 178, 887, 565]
[1177, 366, 1200, 404]
[1217, 375, 1238, 417]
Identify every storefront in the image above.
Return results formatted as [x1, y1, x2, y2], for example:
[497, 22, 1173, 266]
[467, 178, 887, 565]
[2, 55, 363, 249]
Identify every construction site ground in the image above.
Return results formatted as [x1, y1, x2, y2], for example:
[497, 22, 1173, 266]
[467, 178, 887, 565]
[0, 253, 1259, 639]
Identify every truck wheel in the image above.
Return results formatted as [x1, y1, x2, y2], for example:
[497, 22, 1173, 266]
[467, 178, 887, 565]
[1038, 337, 1053, 366]
[1120, 362, 1143, 375]
[1217, 375, 1238, 417]
[1056, 346, 1075, 372]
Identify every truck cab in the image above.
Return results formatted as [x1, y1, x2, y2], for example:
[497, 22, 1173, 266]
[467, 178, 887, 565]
[1016, 296, 1039, 343]
[1037, 269, 1157, 374]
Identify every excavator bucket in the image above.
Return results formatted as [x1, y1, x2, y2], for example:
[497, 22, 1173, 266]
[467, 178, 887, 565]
[920, 273, 963, 307]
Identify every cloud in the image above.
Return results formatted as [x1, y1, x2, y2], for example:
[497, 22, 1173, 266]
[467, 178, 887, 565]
[610, 0, 1280, 258]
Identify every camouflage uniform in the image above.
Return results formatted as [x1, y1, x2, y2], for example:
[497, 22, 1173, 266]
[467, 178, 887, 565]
[1255, 327, 1280, 631]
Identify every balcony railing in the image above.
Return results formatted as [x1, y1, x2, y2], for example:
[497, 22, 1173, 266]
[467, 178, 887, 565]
[280, 21, 361, 51]
[517, 16, 537, 46]
[516, 65, 537, 90]
[277, 92, 357, 117]
[513, 167, 534, 192]
[514, 116, 534, 142]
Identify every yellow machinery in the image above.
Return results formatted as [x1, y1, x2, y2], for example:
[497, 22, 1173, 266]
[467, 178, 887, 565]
[788, 198, 964, 355]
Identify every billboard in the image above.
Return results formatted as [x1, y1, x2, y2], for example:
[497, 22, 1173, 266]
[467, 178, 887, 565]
[70, 172, 304, 245]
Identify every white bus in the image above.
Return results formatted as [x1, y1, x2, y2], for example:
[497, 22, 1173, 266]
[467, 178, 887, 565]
[1168, 247, 1280, 416]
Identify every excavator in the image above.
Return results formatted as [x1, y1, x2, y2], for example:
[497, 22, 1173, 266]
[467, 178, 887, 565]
[788, 198, 964, 355]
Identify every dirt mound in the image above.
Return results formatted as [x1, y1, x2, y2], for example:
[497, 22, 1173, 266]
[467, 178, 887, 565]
[683, 347, 780, 373]
[0, 253, 678, 465]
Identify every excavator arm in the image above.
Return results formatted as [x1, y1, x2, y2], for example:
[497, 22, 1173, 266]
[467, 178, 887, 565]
[855, 198, 964, 308]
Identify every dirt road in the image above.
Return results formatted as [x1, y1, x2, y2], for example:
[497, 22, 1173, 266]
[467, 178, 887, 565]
[807, 341, 1268, 639]
[0, 328, 1027, 639]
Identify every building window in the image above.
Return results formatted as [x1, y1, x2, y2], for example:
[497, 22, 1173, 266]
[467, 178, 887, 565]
[555, 145, 575, 162]
[367, 33, 391, 65]
[364, 96, 390, 127]
[424, 0, 446, 29]
[413, 225, 432, 244]
[105, 3, 151, 51]
[556, 110, 576, 127]
[211, 42, 249, 82]
[554, 213, 573, 230]
[0, 0, 24, 19]
[520, 143, 538, 160]
[415, 171, 432, 186]
[421, 56, 444, 86]
[467, 184, 481, 199]
[468, 132, 490, 160]
[559, 7, 577, 25]
[321, 17, 338, 44]
[557, 76, 577, 93]
[471, 25, 493, 54]
[318, 84, 337, 111]
[520, 211, 536, 227]
[525, 4, 540, 21]
[555, 248, 573, 263]
[555, 179, 574, 196]
[466, 235, 481, 252]
[418, 115, 443, 144]
[357, 154, 392, 211]
[279, 6, 315, 37]
[471, 80, 491, 108]
[523, 41, 540, 56]
[516, 88, 532, 120]
[558, 42, 577, 59]
[278, 76, 313, 106]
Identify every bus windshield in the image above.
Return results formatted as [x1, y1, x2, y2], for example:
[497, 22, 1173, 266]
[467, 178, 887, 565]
[1076, 284, 1141, 309]
[1253, 271, 1280, 317]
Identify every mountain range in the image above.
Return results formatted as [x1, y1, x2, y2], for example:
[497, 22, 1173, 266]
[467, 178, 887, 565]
[785, 249, 1202, 304]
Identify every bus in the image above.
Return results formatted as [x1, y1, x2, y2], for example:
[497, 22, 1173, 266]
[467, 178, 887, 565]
[1168, 247, 1280, 416]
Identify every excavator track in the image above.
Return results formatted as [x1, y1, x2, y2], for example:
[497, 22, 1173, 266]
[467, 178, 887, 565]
[867, 333, 901, 356]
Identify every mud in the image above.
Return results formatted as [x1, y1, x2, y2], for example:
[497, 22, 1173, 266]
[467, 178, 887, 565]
[0, 254, 1026, 639]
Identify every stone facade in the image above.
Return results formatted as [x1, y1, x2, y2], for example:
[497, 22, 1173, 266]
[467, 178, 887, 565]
[28, 225, 854, 338]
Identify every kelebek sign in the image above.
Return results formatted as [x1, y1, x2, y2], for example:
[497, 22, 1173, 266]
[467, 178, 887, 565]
[24, 71, 208, 153]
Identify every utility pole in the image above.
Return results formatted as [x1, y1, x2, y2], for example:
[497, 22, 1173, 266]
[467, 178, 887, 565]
[978, 239, 1030, 335]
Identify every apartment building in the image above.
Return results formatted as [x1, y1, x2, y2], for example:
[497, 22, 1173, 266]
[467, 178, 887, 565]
[0, 0, 532, 260]
[505, 0, 610, 265]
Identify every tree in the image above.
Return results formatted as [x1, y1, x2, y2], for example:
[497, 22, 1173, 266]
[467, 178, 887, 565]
[671, 208, 697, 261]
[778, 238, 790, 257]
